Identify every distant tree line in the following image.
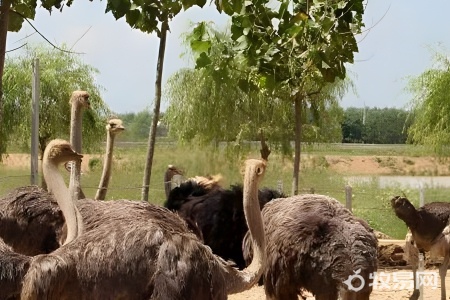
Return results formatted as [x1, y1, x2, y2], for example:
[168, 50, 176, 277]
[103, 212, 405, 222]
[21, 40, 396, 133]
[118, 106, 412, 145]
[342, 107, 413, 144]
[117, 110, 167, 142]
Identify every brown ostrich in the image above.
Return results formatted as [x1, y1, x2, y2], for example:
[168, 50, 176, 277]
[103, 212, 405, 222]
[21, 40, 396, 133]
[0, 238, 30, 300]
[243, 194, 378, 300]
[403, 229, 420, 300]
[1, 91, 88, 252]
[0, 139, 83, 300]
[20, 159, 267, 299]
[391, 196, 450, 300]
[94, 118, 125, 200]
[68, 90, 90, 200]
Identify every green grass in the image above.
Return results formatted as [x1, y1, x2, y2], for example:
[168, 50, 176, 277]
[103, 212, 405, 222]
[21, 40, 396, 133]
[1, 141, 448, 240]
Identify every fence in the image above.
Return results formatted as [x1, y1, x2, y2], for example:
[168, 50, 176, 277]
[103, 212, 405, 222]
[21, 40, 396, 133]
[3, 168, 450, 239]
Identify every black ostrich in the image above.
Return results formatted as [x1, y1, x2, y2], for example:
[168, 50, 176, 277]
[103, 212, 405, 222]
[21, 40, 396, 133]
[243, 194, 378, 300]
[391, 196, 450, 300]
[164, 176, 285, 270]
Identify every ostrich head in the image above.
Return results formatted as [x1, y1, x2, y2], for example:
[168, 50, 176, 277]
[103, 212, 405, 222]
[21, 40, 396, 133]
[107, 118, 125, 135]
[70, 91, 90, 109]
[45, 139, 83, 165]
[391, 196, 418, 228]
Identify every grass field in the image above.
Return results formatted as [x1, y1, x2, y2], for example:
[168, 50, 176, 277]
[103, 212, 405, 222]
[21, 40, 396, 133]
[0, 141, 446, 239]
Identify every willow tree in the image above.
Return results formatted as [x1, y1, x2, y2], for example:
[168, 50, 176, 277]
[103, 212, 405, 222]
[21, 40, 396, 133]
[2, 44, 110, 155]
[0, 0, 74, 156]
[407, 50, 450, 155]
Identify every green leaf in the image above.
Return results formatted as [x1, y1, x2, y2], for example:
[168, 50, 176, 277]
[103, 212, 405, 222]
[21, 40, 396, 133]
[192, 22, 207, 40]
[107, 0, 131, 19]
[182, 0, 207, 10]
[12, 3, 34, 18]
[8, 11, 25, 32]
[195, 52, 212, 68]
[125, 9, 141, 27]
[278, 1, 288, 18]
[191, 40, 211, 55]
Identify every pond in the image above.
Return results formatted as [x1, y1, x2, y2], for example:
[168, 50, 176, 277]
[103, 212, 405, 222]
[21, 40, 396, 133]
[345, 175, 450, 189]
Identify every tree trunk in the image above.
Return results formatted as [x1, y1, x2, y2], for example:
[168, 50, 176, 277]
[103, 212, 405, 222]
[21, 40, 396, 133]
[291, 93, 303, 196]
[141, 20, 168, 202]
[0, 0, 11, 158]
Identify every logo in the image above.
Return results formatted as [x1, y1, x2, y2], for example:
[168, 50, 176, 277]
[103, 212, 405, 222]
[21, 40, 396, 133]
[342, 270, 438, 291]
[343, 269, 365, 292]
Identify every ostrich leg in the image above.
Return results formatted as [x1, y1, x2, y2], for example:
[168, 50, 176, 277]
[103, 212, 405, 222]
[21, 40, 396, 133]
[409, 265, 419, 300]
[439, 254, 449, 300]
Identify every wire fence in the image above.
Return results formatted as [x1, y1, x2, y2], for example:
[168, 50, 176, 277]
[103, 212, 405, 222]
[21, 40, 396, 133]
[3, 171, 449, 207]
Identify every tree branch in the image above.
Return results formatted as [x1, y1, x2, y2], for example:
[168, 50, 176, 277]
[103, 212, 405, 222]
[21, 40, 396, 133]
[10, 9, 85, 55]
[6, 43, 27, 53]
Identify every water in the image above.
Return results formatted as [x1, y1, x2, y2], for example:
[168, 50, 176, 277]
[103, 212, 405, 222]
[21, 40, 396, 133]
[345, 175, 450, 188]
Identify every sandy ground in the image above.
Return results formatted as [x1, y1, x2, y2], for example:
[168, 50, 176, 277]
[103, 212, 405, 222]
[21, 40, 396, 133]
[229, 268, 447, 299]
[3, 153, 450, 176]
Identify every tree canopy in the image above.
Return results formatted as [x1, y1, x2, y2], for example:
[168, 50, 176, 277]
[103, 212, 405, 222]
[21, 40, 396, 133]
[407, 49, 450, 154]
[186, 0, 365, 194]
[2, 44, 110, 155]
[165, 23, 350, 157]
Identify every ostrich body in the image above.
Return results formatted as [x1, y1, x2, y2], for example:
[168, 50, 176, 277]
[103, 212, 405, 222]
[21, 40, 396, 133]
[20, 159, 267, 300]
[94, 118, 125, 200]
[68, 90, 90, 200]
[392, 196, 450, 300]
[0, 186, 65, 256]
[0, 139, 83, 299]
[0, 238, 30, 299]
[165, 176, 284, 270]
[243, 194, 378, 300]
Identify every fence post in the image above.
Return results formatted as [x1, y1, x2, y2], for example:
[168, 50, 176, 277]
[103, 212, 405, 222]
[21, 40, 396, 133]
[418, 252, 424, 300]
[277, 180, 283, 194]
[345, 184, 352, 212]
[419, 183, 425, 207]
[31, 58, 39, 185]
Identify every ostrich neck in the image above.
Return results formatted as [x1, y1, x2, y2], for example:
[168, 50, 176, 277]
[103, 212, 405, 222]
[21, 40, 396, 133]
[69, 104, 82, 152]
[69, 104, 84, 200]
[225, 163, 265, 294]
[44, 161, 82, 244]
[95, 133, 115, 200]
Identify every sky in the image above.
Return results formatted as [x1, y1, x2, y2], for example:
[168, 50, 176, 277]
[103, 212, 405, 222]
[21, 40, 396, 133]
[6, 1, 450, 114]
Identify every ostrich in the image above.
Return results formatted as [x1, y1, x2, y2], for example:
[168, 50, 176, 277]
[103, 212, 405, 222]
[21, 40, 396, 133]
[404, 229, 420, 300]
[20, 159, 267, 299]
[0, 91, 89, 256]
[0, 237, 30, 300]
[0, 186, 65, 255]
[68, 90, 90, 200]
[391, 196, 450, 300]
[94, 118, 125, 200]
[243, 194, 378, 300]
[164, 164, 184, 199]
[164, 174, 284, 270]
[0, 139, 83, 299]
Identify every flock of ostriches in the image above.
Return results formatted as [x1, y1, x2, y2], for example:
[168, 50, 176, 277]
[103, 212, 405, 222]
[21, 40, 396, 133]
[0, 91, 448, 300]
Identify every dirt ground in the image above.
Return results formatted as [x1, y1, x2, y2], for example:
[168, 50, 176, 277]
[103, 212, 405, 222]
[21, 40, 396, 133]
[229, 268, 447, 299]
[3, 153, 450, 176]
